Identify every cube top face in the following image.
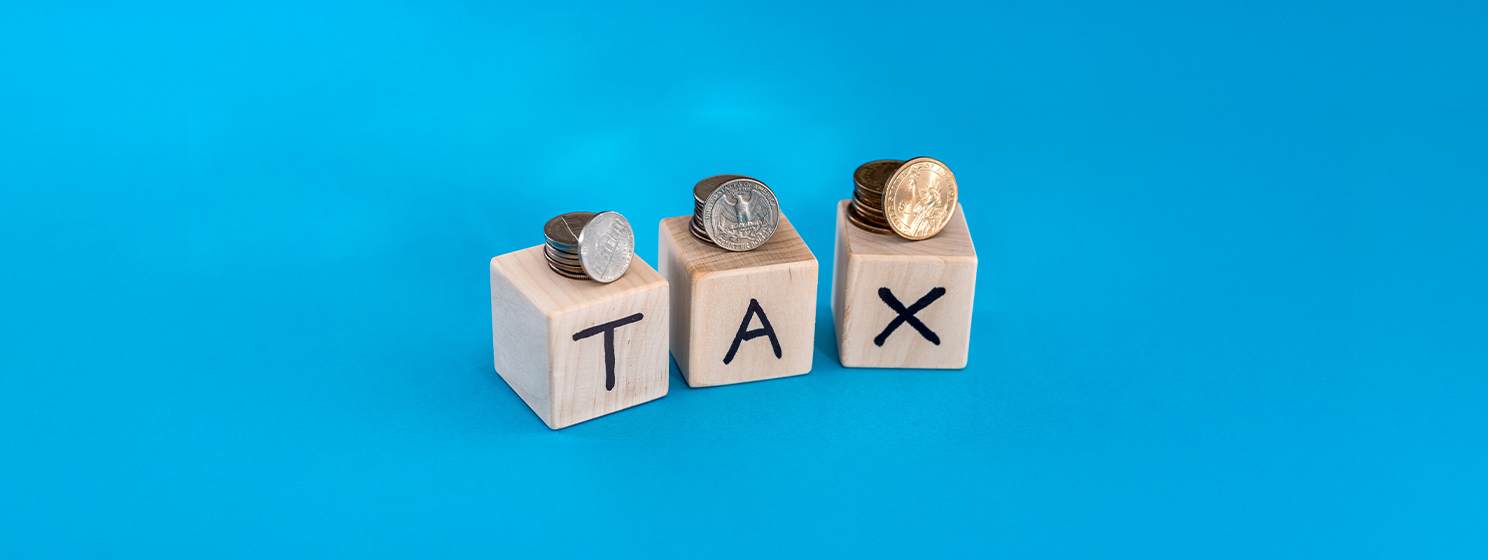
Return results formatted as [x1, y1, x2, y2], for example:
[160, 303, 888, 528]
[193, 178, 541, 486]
[490, 246, 669, 429]
[832, 201, 977, 369]
[659, 213, 819, 387]
[490, 246, 667, 318]
[660, 213, 816, 278]
[837, 200, 977, 261]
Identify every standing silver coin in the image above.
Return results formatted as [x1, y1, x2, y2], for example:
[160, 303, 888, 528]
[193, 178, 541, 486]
[691, 174, 746, 246]
[693, 174, 745, 206]
[578, 211, 635, 283]
[701, 176, 779, 252]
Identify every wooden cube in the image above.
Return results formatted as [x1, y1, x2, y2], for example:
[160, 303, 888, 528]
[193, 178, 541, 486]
[657, 213, 818, 387]
[831, 200, 977, 369]
[489, 246, 669, 429]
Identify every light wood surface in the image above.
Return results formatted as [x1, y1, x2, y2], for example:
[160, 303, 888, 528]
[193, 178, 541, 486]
[658, 212, 818, 387]
[490, 246, 669, 429]
[831, 200, 977, 369]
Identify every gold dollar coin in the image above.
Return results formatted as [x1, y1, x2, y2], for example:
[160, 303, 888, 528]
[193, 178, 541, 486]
[882, 157, 957, 240]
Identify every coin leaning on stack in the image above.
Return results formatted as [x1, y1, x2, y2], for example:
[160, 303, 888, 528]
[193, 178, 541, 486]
[690, 174, 781, 252]
[848, 157, 959, 240]
[542, 211, 635, 283]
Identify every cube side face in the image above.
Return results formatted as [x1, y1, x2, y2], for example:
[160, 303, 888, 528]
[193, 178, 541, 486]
[660, 215, 819, 387]
[546, 280, 670, 429]
[657, 218, 695, 380]
[831, 205, 851, 359]
[833, 201, 978, 369]
[686, 259, 818, 386]
[839, 256, 976, 368]
[490, 257, 552, 424]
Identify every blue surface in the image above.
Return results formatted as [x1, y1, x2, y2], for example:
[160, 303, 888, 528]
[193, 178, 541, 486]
[2, 1, 1485, 557]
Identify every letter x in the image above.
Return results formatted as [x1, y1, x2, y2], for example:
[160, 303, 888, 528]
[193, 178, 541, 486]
[874, 287, 945, 346]
[572, 313, 644, 391]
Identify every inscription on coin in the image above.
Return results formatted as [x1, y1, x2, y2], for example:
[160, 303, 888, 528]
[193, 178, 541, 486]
[701, 177, 779, 252]
[882, 157, 957, 240]
[694, 174, 745, 205]
[578, 211, 635, 283]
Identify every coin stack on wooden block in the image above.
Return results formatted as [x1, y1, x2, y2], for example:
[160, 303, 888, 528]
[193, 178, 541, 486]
[847, 160, 898, 235]
[659, 175, 819, 387]
[688, 174, 737, 246]
[543, 211, 635, 283]
[542, 211, 592, 279]
[489, 211, 667, 429]
[832, 158, 978, 369]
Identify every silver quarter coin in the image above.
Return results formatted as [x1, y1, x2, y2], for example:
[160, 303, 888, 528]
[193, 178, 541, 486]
[702, 176, 779, 252]
[578, 211, 635, 283]
[691, 174, 747, 247]
[690, 219, 715, 246]
[693, 174, 746, 206]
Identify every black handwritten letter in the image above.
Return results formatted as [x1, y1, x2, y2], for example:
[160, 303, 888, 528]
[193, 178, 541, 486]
[874, 287, 945, 346]
[572, 313, 644, 390]
[722, 298, 781, 365]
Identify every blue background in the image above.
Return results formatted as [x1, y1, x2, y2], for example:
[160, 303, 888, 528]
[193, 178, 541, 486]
[2, 1, 1485, 557]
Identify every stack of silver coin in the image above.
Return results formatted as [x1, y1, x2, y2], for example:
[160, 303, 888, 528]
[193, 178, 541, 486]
[848, 160, 900, 235]
[689, 174, 781, 252]
[690, 175, 739, 246]
[544, 212, 594, 280]
[542, 211, 636, 283]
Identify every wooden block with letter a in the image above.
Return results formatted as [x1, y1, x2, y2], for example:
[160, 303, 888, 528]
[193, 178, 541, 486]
[489, 246, 669, 429]
[658, 212, 818, 387]
[831, 200, 977, 368]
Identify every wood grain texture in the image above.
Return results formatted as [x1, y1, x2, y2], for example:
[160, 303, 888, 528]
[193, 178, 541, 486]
[831, 200, 977, 369]
[490, 246, 669, 429]
[658, 212, 818, 387]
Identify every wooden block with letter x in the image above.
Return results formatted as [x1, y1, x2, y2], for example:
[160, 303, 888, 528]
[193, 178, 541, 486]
[658, 212, 818, 387]
[489, 246, 669, 429]
[831, 200, 977, 368]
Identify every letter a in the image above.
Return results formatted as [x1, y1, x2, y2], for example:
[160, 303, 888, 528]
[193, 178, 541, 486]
[722, 298, 781, 365]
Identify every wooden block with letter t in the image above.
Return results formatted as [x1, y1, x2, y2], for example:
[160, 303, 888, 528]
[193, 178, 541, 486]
[657, 212, 818, 387]
[831, 200, 977, 368]
[489, 246, 669, 429]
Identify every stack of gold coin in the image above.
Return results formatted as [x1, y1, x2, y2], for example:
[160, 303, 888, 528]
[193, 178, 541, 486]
[543, 211, 595, 280]
[849, 157, 959, 240]
[848, 160, 900, 235]
[690, 174, 744, 246]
